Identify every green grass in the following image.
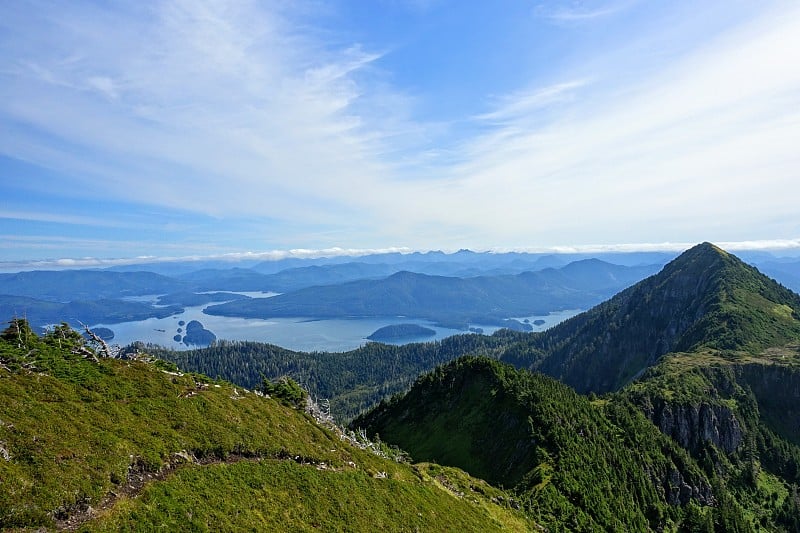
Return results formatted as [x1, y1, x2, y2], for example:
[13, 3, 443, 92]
[0, 355, 362, 527]
[0, 321, 534, 531]
[90, 460, 534, 532]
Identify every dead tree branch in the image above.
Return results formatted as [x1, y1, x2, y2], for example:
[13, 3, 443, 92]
[79, 322, 111, 359]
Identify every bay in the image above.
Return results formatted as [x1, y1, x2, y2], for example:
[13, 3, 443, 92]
[94, 293, 582, 352]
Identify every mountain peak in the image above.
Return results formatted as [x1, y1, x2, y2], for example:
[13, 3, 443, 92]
[687, 240, 731, 258]
[503, 244, 800, 393]
[662, 241, 732, 272]
[691, 241, 725, 254]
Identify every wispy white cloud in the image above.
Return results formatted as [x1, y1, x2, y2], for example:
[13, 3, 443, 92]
[0, 245, 416, 271]
[0, 0, 409, 224]
[0, 1, 798, 259]
[534, 0, 638, 23]
[382, 2, 800, 249]
[476, 80, 588, 124]
[0, 234, 229, 253]
[86, 76, 119, 101]
[0, 209, 141, 228]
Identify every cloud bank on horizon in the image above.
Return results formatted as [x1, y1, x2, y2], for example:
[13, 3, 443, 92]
[1, 0, 799, 261]
[2, 239, 799, 272]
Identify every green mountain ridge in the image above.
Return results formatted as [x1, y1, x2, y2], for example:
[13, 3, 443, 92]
[355, 356, 749, 531]
[500, 242, 800, 393]
[0, 320, 534, 531]
[354, 243, 800, 531]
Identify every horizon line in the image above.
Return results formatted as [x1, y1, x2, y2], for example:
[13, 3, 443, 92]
[1, 239, 799, 271]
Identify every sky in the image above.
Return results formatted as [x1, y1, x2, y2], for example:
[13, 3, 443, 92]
[1, 0, 799, 266]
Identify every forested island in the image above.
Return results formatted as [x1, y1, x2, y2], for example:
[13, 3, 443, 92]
[181, 320, 216, 346]
[366, 324, 436, 342]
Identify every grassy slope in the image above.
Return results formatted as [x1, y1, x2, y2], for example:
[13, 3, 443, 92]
[0, 323, 533, 531]
[93, 462, 532, 532]
[674, 246, 800, 356]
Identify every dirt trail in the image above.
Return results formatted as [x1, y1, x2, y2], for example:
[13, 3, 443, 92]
[54, 450, 335, 531]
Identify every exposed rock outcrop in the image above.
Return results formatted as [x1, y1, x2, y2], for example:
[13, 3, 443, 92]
[641, 400, 743, 454]
[736, 362, 800, 443]
[663, 468, 714, 506]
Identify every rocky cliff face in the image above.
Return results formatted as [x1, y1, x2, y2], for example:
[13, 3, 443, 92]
[663, 467, 714, 506]
[738, 362, 800, 402]
[736, 362, 800, 444]
[640, 398, 743, 454]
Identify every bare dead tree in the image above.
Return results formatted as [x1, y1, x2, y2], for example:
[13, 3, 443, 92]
[79, 322, 112, 359]
[14, 318, 23, 348]
[9, 316, 26, 349]
[74, 345, 100, 363]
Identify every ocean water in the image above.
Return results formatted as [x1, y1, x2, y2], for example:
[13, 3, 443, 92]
[93, 294, 582, 353]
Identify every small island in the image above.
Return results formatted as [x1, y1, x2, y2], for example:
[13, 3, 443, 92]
[533, 319, 546, 326]
[182, 320, 217, 347]
[501, 319, 533, 332]
[83, 327, 114, 341]
[367, 324, 436, 342]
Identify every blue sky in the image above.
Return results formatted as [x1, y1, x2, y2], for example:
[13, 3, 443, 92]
[2, 0, 799, 266]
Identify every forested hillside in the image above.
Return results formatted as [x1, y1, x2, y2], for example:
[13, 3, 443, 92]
[350, 244, 800, 530]
[145, 333, 510, 420]
[4, 242, 800, 530]
[355, 357, 754, 531]
[499, 243, 800, 393]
